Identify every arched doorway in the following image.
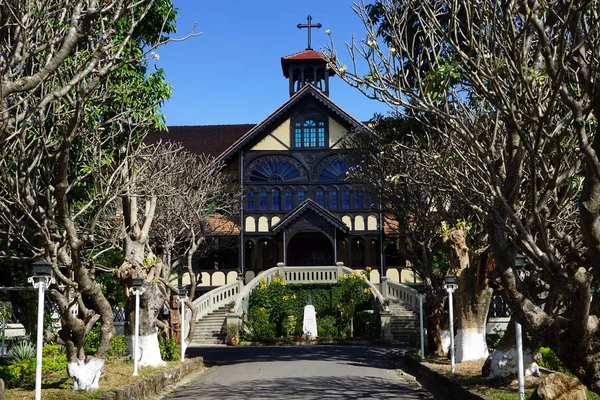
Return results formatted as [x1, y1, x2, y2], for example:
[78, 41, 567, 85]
[287, 231, 333, 266]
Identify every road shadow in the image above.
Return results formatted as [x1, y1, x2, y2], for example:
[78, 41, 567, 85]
[186, 344, 407, 370]
[165, 374, 433, 399]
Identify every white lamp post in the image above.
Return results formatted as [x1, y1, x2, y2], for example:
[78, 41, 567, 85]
[130, 277, 145, 376]
[418, 288, 425, 360]
[179, 287, 188, 362]
[514, 254, 527, 400]
[28, 259, 55, 400]
[444, 273, 458, 374]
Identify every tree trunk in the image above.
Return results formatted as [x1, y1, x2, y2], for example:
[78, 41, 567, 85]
[443, 225, 493, 362]
[425, 300, 444, 355]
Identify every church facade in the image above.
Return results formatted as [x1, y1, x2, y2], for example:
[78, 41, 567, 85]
[151, 35, 406, 282]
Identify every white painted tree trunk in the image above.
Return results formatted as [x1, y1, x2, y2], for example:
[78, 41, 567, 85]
[67, 358, 105, 391]
[129, 331, 166, 368]
[455, 329, 489, 362]
[488, 348, 540, 379]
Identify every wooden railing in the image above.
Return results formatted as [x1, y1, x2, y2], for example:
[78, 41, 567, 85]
[192, 279, 243, 321]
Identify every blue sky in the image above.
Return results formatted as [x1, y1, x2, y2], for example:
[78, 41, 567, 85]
[155, 1, 392, 126]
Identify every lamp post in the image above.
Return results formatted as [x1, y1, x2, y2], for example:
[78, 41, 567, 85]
[179, 287, 188, 362]
[444, 273, 458, 374]
[130, 277, 145, 376]
[28, 259, 55, 400]
[514, 254, 527, 400]
[418, 287, 425, 360]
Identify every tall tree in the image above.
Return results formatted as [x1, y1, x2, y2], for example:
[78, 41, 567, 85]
[325, 0, 600, 390]
[0, 0, 196, 390]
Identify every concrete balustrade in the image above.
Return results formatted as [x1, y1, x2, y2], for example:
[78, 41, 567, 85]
[193, 279, 243, 321]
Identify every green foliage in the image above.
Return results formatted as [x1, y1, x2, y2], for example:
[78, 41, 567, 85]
[539, 347, 569, 374]
[95, 250, 128, 309]
[353, 311, 381, 338]
[7, 340, 36, 364]
[245, 306, 275, 341]
[42, 354, 67, 375]
[226, 324, 240, 341]
[282, 315, 298, 337]
[108, 336, 128, 359]
[247, 271, 375, 340]
[158, 335, 179, 362]
[42, 344, 65, 358]
[84, 324, 102, 355]
[0, 358, 35, 388]
[317, 315, 338, 337]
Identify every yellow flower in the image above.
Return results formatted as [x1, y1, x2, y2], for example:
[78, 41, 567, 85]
[273, 277, 281, 283]
[259, 307, 265, 312]
[337, 304, 341, 309]
[260, 283, 268, 290]
[292, 294, 297, 299]
[259, 277, 265, 284]
[340, 311, 344, 315]
[363, 288, 372, 294]
[281, 280, 287, 286]
[283, 295, 289, 301]
[366, 266, 372, 272]
[360, 276, 366, 281]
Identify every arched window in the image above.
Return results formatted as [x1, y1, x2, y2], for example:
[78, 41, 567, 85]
[297, 189, 306, 204]
[319, 159, 349, 181]
[250, 160, 301, 182]
[272, 188, 280, 211]
[355, 190, 364, 209]
[342, 188, 351, 209]
[293, 117, 327, 148]
[259, 190, 268, 211]
[247, 190, 255, 211]
[284, 188, 293, 210]
[329, 189, 338, 210]
[316, 188, 325, 207]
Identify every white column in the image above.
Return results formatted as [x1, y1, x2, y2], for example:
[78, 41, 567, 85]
[133, 290, 140, 376]
[419, 293, 425, 359]
[516, 322, 525, 400]
[180, 299, 186, 362]
[35, 282, 45, 400]
[448, 288, 455, 374]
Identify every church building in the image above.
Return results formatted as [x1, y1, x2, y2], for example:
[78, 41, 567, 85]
[150, 18, 405, 282]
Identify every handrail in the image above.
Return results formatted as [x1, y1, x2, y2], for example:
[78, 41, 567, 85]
[382, 279, 419, 310]
[193, 279, 242, 321]
[232, 263, 387, 316]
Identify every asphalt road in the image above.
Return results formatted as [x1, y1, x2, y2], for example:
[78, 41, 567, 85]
[161, 345, 437, 399]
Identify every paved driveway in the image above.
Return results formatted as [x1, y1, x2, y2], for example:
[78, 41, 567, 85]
[161, 345, 436, 399]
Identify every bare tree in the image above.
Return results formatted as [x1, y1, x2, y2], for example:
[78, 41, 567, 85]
[325, 0, 600, 389]
[114, 142, 238, 367]
[0, 0, 198, 390]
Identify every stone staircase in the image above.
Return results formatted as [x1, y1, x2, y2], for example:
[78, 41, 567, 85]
[388, 300, 418, 343]
[190, 306, 229, 345]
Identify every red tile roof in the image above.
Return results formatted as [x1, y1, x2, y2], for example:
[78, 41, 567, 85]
[146, 124, 254, 159]
[281, 49, 325, 60]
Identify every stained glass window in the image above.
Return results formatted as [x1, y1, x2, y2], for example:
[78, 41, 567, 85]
[272, 189, 280, 210]
[259, 190, 267, 210]
[329, 190, 337, 210]
[342, 189, 350, 209]
[250, 160, 301, 182]
[318, 121, 326, 147]
[355, 191, 363, 209]
[316, 188, 325, 207]
[297, 190, 305, 204]
[285, 189, 293, 210]
[319, 160, 349, 181]
[247, 190, 255, 211]
[294, 118, 327, 148]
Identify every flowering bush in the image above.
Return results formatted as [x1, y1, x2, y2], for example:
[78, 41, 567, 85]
[246, 306, 275, 341]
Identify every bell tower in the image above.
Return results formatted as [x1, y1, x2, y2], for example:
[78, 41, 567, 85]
[281, 15, 334, 97]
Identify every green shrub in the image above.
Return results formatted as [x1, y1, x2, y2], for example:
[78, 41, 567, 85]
[282, 315, 298, 337]
[245, 306, 275, 341]
[84, 323, 102, 355]
[353, 311, 380, 338]
[7, 340, 36, 364]
[0, 358, 36, 388]
[158, 335, 179, 361]
[108, 335, 128, 359]
[42, 354, 67, 375]
[42, 344, 65, 358]
[317, 315, 339, 337]
[539, 347, 569, 373]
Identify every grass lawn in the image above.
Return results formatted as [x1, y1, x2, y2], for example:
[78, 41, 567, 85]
[5, 358, 200, 400]
[422, 357, 600, 400]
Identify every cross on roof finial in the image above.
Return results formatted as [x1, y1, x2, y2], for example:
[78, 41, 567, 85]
[297, 15, 322, 50]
